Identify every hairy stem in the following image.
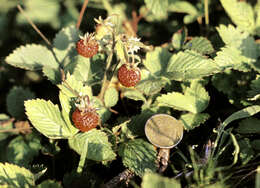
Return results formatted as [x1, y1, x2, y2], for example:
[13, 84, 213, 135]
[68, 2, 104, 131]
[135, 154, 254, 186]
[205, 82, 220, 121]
[76, 0, 89, 29]
[17, 5, 52, 47]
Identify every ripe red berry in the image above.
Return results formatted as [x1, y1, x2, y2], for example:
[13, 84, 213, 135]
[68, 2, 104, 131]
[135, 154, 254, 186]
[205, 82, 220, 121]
[76, 34, 99, 58]
[72, 108, 100, 132]
[117, 64, 141, 87]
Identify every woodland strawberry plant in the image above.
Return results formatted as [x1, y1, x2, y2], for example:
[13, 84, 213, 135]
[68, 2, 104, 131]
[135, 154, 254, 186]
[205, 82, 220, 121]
[1, 0, 260, 187]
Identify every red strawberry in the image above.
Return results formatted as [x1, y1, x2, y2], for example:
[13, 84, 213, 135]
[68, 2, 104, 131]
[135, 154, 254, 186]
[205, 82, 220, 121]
[72, 95, 100, 132]
[117, 64, 141, 87]
[76, 33, 99, 58]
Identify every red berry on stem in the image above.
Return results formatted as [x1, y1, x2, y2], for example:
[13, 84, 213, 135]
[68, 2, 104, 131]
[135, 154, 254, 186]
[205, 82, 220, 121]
[72, 108, 100, 132]
[117, 64, 141, 87]
[76, 34, 99, 58]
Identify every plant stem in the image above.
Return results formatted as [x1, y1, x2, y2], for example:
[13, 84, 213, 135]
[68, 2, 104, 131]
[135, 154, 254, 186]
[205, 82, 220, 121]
[98, 34, 116, 102]
[204, 0, 209, 26]
[76, 0, 89, 29]
[17, 5, 52, 47]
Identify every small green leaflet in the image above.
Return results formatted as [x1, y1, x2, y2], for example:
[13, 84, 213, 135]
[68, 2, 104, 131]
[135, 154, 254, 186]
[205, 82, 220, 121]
[72, 56, 91, 83]
[144, 0, 168, 18]
[183, 37, 214, 55]
[104, 87, 119, 108]
[143, 47, 171, 76]
[156, 81, 210, 113]
[121, 88, 146, 102]
[165, 50, 220, 81]
[180, 113, 210, 130]
[223, 105, 260, 127]
[6, 86, 35, 119]
[36, 180, 62, 188]
[219, 0, 255, 35]
[0, 162, 35, 188]
[25, 99, 73, 139]
[141, 172, 181, 188]
[119, 139, 157, 177]
[68, 129, 116, 162]
[7, 134, 41, 167]
[5, 44, 58, 71]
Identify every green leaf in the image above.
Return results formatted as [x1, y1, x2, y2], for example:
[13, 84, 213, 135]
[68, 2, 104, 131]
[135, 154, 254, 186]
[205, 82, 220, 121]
[171, 28, 187, 50]
[144, 0, 168, 18]
[36, 180, 62, 188]
[104, 87, 119, 108]
[168, 1, 198, 15]
[143, 47, 171, 76]
[42, 66, 61, 84]
[219, 0, 255, 34]
[5, 44, 59, 71]
[7, 134, 41, 167]
[235, 117, 260, 134]
[6, 86, 35, 119]
[214, 46, 253, 72]
[180, 113, 210, 130]
[72, 56, 91, 83]
[183, 37, 214, 55]
[121, 88, 146, 102]
[25, 99, 72, 139]
[223, 105, 260, 127]
[0, 114, 15, 141]
[141, 172, 181, 188]
[68, 129, 116, 162]
[118, 139, 157, 177]
[136, 71, 167, 96]
[53, 25, 79, 64]
[165, 50, 220, 81]
[0, 162, 35, 188]
[157, 81, 210, 113]
[17, 0, 60, 28]
[238, 138, 254, 165]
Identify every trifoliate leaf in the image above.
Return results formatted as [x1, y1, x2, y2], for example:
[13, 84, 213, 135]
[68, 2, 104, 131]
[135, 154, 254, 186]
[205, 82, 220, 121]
[214, 46, 253, 72]
[53, 25, 79, 64]
[68, 129, 116, 162]
[235, 117, 260, 134]
[36, 180, 62, 188]
[223, 105, 260, 127]
[104, 87, 119, 108]
[141, 172, 181, 188]
[6, 86, 35, 119]
[171, 28, 187, 50]
[157, 81, 210, 113]
[0, 162, 35, 188]
[119, 139, 157, 177]
[5, 44, 58, 71]
[7, 133, 41, 167]
[0, 114, 14, 141]
[25, 99, 72, 139]
[219, 0, 255, 34]
[121, 88, 146, 102]
[17, 0, 60, 28]
[144, 0, 168, 18]
[183, 37, 214, 55]
[143, 47, 171, 76]
[238, 138, 254, 165]
[180, 113, 210, 130]
[165, 50, 220, 81]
